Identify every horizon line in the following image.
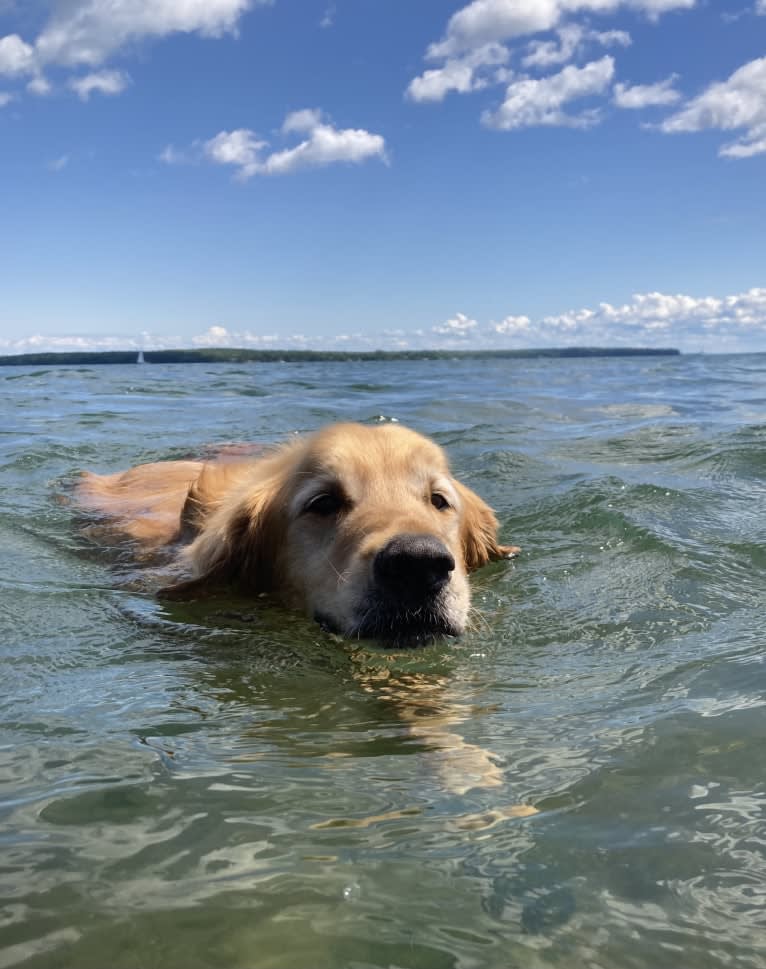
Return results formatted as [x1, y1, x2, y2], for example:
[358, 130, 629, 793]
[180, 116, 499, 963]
[0, 345, 684, 365]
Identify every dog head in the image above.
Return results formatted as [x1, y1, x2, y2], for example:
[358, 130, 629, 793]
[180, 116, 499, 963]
[164, 423, 518, 643]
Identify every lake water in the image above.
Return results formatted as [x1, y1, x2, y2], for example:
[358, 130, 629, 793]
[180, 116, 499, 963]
[2, 355, 766, 969]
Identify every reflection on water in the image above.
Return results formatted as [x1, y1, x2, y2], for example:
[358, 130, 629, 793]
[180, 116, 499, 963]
[2, 355, 766, 968]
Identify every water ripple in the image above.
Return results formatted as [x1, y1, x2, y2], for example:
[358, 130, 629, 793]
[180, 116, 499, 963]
[2, 355, 766, 968]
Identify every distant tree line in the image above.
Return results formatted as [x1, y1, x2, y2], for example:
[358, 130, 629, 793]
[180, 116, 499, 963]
[0, 346, 680, 366]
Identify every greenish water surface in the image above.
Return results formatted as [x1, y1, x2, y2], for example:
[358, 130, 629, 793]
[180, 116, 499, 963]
[1, 355, 765, 968]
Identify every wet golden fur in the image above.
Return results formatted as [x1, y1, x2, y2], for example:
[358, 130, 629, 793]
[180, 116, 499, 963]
[76, 422, 519, 641]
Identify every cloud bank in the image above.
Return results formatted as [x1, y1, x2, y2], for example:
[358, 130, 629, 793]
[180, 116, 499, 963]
[405, 0, 766, 159]
[4, 288, 766, 356]
[2, 0, 760, 164]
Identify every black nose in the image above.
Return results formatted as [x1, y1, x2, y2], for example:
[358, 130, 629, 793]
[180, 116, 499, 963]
[373, 534, 455, 601]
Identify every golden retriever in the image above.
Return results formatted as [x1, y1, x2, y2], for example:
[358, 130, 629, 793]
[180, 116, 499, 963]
[76, 422, 519, 644]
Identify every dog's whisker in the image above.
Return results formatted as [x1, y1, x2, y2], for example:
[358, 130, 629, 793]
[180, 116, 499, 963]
[466, 604, 491, 634]
[324, 555, 348, 585]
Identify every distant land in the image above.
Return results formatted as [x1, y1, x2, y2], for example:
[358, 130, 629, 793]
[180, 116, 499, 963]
[0, 347, 680, 366]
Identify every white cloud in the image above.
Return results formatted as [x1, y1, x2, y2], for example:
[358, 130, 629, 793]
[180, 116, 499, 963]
[0, 327, 322, 355]
[0, 0, 263, 104]
[522, 23, 630, 69]
[377, 288, 766, 352]
[659, 56, 766, 158]
[0, 32, 34, 75]
[27, 75, 53, 96]
[756, 0, 765, 12]
[432, 312, 479, 336]
[427, 0, 695, 59]
[31, 0, 254, 70]
[0, 333, 144, 353]
[482, 55, 615, 129]
[260, 119, 387, 176]
[176, 109, 387, 179]
[427, 289, 766, 352]
[191, 326, 310, 348]
[613, 74, 680, 108]
[203, 128, 268, 175]
[47, 154, 70, 171]
[0, 91, 12, 106]
[158, 143, 191, 165]
[491, 314, 532, 334]
[407, 43, 510, 103]
[281, 107, 324, 134]
[319, 3, 336, 28]
[535, 288, 766, 349]
[68, 69, 131, 100]
[407, 0, 695, 139]
[192, 325, 231, 346]
[5, 287, 766, 355]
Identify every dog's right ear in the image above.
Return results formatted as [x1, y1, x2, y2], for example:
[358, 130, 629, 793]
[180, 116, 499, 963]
[454, 480, 520, 572]
[159, 474, 284, 601]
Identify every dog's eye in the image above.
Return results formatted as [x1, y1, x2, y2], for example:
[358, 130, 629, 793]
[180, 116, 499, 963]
[430, 492, 451, 511]
[304, 492, 345, 517]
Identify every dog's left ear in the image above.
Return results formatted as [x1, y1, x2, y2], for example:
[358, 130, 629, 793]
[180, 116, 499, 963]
[159, 473, 285, 600]
[454, 480, 520, 571]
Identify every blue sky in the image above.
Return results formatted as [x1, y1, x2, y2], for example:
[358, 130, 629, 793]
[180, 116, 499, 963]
[1, 0, 764, 354]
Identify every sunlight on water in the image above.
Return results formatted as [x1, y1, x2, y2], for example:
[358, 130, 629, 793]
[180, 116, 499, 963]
[1, 355, 766, 968]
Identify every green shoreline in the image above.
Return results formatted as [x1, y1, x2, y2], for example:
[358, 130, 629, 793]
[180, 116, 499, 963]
[0, 347, 680, 366]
